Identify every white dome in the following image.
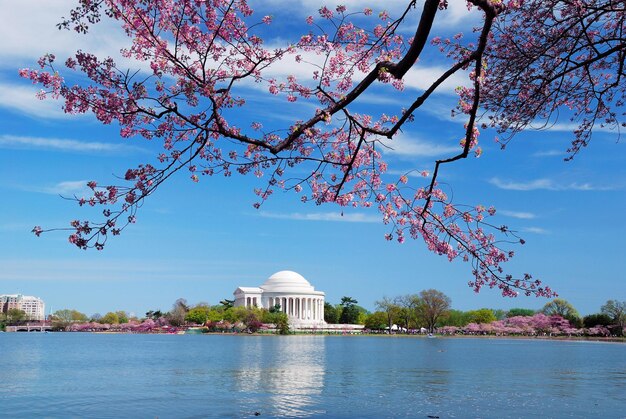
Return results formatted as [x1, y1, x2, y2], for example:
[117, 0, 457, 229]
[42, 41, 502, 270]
[260, 270, 315, 293]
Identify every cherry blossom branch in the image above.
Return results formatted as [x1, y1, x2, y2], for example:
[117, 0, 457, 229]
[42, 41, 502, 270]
[30, 0, 618, 298]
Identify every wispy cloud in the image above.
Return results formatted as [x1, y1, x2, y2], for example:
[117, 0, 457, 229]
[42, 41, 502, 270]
[261, 0, 476, 28]
[379, 132, 459, 158]
[355, 92, 404, 106]
[0, 82, 70, 119]
[403, 65, 469, 93]
[10, 179, 93, 196]
[43, 180, 91, 195]
[527, 120, 620, 133]
[0, 134, 146, 154]
[386, 169, 431, 178]
[499, 210, 536, 220]
[522, 227, 549, 234]
[489, 177, 613, 192]
[0, 0, 131, 68]
[258, 211, 379, 223]
[533, 150, 565, 158]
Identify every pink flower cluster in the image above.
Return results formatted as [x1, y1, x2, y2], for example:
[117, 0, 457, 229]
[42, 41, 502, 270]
[439, 314, 615, 337]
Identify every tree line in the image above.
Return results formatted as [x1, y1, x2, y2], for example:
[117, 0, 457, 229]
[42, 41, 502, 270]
[324, 292, 625, 337]
[6, 298, 289, 335]
[4, 292, 623, 337]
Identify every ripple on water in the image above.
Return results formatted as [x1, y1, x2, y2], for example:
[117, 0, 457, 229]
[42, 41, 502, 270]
[0, 334, 624, 418]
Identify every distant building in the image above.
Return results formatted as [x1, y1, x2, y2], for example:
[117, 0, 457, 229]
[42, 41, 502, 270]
[234, 271, 326, 328]
[0, 294, 46, 321]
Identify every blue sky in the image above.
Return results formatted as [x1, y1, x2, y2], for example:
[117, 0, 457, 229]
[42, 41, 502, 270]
[0, 0, 624, 318]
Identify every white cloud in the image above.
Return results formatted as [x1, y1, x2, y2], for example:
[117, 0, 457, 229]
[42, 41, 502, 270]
[0, 0, 470, 125]
[258, 211, 379, 223]
[0, 0, 131, 68]
[355, 92, 404, 106]
[533, 150, 565, 158]
[379, 132, 459, 158]
[499, 210, 536, 220]
[0, 82, 71, 119]
[0, 134, 146, 154]
[386, 169, 431, 178]
[264, 51, 466, 95]
[489, 177, 614, 191]
[522, 227, 549, 234]
[403, 65, 469, 93]
[9, 179, 96, 196]
[42, 180, 91, 196]
[528, 120, 620, 133]
[256, 0, 475, 27]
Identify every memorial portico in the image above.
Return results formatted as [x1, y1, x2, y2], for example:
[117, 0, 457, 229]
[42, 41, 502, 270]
[233, 271, 326, 326]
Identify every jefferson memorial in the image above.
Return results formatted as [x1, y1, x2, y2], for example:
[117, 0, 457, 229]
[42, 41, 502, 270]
[233, 271, 326, 327]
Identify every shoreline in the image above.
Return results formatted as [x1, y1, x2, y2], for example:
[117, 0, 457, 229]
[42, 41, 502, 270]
[34, 330, 626, 343]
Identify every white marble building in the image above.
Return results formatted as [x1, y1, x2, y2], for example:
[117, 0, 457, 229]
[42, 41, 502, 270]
[233, 271, 325, 327]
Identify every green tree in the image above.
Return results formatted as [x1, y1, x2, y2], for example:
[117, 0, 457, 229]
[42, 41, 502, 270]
[541, 298, 581, 327]
[324, 302, 339, 324]
[583, 313, 612, 328]
[541, 299, 579, 318]
[439, 310, 472, 327]
[273, 312, 290, 335]
[269, 304, 282, 313]
[356, 309, 368, 325]
[101, 312, 120, 324]
[244, 307, 262, 326]
[506, 308, 536, 317]
[375, 296, 402, 332]
[415, 289, 451, 333]
[145, 309, 163, 320]
[207, 307, 225, 322]
[395, 294, 419, 330]
[185, 305, 212, 324]
[6, 309, 27, 325]
[0, 312, 6, 331]
[52, 309, 88, 329]
[601, 300, 626, 336]
[223, 306, 251, 324]
[467, 308, 497, 324]
[219, 306, 268, 332]
[339, 296, 360, 324]
[364, 311, 388, 330]
[492, 309, 507, 320]
[261, 310, 289, 334]
[219, 299, 234, 310]
[115, 311, 129, 324]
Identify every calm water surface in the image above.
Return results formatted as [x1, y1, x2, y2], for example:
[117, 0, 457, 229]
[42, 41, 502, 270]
[0, 334, 624, 418]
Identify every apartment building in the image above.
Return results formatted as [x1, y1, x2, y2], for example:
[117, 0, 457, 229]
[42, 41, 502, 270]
[0, 294, 46, 321]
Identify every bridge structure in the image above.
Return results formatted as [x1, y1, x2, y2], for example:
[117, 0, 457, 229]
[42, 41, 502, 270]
[5, 322, 53, 332]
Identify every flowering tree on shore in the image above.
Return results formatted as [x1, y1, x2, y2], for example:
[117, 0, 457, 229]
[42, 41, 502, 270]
[23, 0, 624, 297]
[438, 313, 621, 337]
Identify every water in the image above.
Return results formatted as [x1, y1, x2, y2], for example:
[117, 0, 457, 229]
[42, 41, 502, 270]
[0, 334, 624, 418]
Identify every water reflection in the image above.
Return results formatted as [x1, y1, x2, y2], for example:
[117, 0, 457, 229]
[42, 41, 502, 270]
[1, 334, 624, 418]
[232, 336, 326, 417]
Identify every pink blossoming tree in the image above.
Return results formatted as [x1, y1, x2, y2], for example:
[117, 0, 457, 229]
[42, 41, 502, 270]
[24, 0, 624, 297]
